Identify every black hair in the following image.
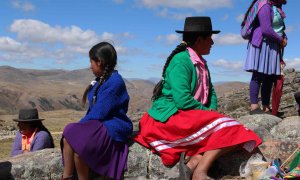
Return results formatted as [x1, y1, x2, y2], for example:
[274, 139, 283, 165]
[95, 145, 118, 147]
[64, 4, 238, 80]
[82, 42, 117, 106]
[31, 121, 55, 148]
[152, 33, 211, 100]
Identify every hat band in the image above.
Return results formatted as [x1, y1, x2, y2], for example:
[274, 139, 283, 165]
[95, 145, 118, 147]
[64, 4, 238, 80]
[184, 25, 213, 32]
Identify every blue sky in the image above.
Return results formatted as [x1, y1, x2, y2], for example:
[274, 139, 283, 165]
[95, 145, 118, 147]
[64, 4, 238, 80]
[0, 0, 299, 82]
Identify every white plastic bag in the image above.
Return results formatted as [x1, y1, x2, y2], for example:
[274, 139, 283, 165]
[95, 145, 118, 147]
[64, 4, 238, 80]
[239, 153, 267, 178]
[258, 166, 278, 180]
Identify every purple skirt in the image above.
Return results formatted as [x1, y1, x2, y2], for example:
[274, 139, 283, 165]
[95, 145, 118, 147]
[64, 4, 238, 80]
[244, 38, 281, 75]
[62, 120, 128, 180]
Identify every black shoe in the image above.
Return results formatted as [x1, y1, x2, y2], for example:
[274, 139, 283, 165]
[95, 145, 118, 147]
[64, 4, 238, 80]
[276, 111, 285, 117]
[265, 110, 272, 115]
[249, 108, 266, 115]
[179, 152, 192, 180]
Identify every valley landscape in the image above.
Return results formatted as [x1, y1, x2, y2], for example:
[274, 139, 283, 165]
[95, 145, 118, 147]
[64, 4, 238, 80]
[0, 65, 250, 159]
[0, 66, 299, 178]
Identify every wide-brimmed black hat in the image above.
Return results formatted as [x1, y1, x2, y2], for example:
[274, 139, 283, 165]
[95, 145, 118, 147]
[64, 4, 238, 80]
[13, 108, 44, 122]
[176, 16, 220, 34]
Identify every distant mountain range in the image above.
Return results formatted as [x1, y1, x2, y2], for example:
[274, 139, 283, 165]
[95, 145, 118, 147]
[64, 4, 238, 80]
[0, 66, 248, 115]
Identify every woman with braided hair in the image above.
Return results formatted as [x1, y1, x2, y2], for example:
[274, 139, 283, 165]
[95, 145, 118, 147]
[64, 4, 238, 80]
[242, 0, 288, 114]
[134, 17, 262, 180]
[61, 42, 133, 180]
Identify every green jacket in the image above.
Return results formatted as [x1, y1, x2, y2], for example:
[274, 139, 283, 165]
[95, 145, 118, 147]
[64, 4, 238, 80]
[148, 50, 218, 122]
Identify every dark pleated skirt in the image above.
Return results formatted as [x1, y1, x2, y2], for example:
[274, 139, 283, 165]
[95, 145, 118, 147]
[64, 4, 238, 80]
[244, 39, 281, 75]
[62, 120, 128, 180]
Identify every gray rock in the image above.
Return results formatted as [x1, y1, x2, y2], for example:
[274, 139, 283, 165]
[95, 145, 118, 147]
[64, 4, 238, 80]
[218, 69, 300, 118]
[238, 114, 282, 141]
[271, 116, 300, 140]
[1, 113, 299, 179]
[0, 148, 63, 180]
[125, 143, 149, 178]
[147, 153, 179, 179]
[284, 68, 295, 74]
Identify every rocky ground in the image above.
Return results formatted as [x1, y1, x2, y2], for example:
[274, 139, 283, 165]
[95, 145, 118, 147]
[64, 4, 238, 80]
[0, 114, 299, 180]
[0, 69, 299, 179]
[218, 68, 300, 119]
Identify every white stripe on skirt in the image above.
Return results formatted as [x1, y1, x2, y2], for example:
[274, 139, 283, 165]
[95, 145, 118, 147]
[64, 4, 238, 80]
[150, 117, 241, 152]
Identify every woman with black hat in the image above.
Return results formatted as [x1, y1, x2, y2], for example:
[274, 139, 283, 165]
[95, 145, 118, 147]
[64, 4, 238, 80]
[11, 108, 54, 156]
[134, 16, 262, 179]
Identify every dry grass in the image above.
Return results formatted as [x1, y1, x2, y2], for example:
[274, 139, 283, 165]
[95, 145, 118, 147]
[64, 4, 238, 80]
[0, 138, 14, 159]
[0, 110, 86, 160]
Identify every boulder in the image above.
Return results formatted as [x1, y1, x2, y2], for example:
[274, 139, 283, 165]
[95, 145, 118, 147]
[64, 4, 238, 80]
[0, 145, 179, 180]
[0, 114, 299, 179]
[0, 148, 62, 180]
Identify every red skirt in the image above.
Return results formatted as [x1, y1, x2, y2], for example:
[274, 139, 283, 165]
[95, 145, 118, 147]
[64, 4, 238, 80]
[134, 110, 262, 166]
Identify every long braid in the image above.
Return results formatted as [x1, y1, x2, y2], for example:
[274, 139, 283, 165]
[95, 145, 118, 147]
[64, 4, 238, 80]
[82, 84, 93, 106]
[33, 121, 55, 148]
[91, 66, 112, 105]
[152, 42, 188, 100]
[81, 77, 100, 107]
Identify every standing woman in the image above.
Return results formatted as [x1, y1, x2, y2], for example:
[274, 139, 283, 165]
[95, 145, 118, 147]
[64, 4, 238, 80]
[134, 17, 262, 180]
[61, 42, 133, 180]
[242, 0, 288, 114]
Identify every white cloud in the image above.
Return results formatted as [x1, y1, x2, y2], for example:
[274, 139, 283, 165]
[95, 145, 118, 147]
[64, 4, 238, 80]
[101, 32, 115, 42]
[101, 32, 134, 43]
[0, 37, 47, 62]
[147, 64, 164, 71]
[0, 37, 23, 52]
[122, 32, 134, 39]
[211, 59, 243, 70]
[0, 19, 133, 64]
[156, 34, 180, 45]
[285, 58, 300, 70]
[285, 25, 294, 33]
[213, 33, 246, 45]
[11, 0, 35, 11]
[113, 0, 124, 4]
[115, 46, 129, 55]
[0, 45, 47, 62]
[236, 14, 244, 23]
[9, 19, 132, 53]
[10, 19, 99, 48]
[221, 14, 229, 21]
[136, 0, 232, 12]
[156, 8, 192, 20]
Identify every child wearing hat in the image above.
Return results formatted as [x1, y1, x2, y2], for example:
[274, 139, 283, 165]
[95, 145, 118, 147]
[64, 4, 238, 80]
[134, 16, 262, 180]
[11, 108, 54, 156]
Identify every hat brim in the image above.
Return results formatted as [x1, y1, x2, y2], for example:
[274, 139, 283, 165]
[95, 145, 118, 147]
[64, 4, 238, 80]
[175, 30, 220, 34]
[13, 119, 45, 122]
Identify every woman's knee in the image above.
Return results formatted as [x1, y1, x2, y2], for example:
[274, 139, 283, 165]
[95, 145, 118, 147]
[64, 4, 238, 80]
[74, 153, 80, 159]
[63, 138, 71, 148]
